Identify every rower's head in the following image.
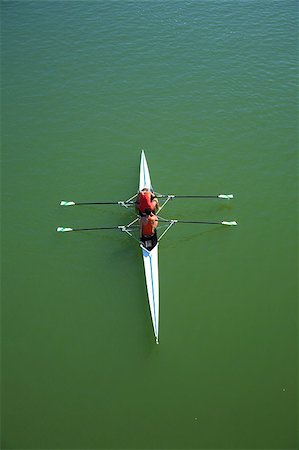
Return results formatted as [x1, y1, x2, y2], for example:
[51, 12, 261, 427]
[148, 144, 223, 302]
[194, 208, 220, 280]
[141, 188, 149, 193]
[144, 208, 152, 216]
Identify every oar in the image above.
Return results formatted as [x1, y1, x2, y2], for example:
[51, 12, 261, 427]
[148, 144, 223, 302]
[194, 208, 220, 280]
[158, 218, 237, 226]
[175, 220, 237, 225]
[60, 194, 233, 206]
[60, 201, 134, 206]
[57, 226, 128, 232]
[157, 194, 234, 199]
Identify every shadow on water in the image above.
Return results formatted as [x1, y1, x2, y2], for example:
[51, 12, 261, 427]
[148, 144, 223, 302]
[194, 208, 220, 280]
[157, 222, 233, 250]
[214, 203, 234, 212]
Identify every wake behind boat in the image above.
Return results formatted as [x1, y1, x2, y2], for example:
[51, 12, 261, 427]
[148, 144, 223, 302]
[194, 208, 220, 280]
[57, 151, 238, 344]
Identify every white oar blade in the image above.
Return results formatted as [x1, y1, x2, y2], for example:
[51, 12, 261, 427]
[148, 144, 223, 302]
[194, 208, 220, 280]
[221, 221, 237, 226]
[60, 201, 75, 206]
[218, 194, 234, 199]
[57, 227, 73, 232]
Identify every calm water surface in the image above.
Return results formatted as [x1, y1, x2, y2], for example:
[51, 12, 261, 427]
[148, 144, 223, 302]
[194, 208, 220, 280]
[2, 1, 298, 449]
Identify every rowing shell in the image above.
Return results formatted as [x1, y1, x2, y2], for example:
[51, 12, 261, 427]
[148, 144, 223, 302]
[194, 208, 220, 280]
[57, 151, 237, 344]
[139, 150, 159, 344]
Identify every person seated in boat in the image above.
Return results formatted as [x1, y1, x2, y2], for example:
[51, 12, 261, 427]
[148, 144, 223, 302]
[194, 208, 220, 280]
[140, 208, 158, 242]
[135, 188, 159, 215]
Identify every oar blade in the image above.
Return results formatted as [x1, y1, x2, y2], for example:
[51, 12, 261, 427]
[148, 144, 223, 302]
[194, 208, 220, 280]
[57, 227, 73, 232]
[221, 221, 238, 226]
[218, 194, 234, 199]
[60, 201, 75, 206]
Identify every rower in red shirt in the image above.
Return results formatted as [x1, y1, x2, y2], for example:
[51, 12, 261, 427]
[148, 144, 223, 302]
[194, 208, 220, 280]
[135, 188, 159, 214]
[140, 208, 158, 245]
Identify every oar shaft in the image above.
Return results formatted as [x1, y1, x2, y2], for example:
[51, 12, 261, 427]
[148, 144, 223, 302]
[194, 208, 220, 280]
[61, 201, 133, 206]
[176, 220, 223, 224]
[57, 226, 123, 232]
[76, 202, 119, 205]
[158, 218, 237, 226]
[158, 195, 216, 198]
[73, 227, 120, 231]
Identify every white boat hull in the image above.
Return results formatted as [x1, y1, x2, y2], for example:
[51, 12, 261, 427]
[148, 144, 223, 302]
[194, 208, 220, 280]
[139, 150, 159, 343]
[141, 244, 159, 343]
[139, 150, 153, 192]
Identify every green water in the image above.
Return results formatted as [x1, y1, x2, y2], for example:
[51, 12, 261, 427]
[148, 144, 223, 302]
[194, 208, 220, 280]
[2, 1, 298, 449]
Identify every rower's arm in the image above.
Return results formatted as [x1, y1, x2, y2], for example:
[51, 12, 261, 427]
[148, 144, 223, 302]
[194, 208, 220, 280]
[151, 194, 159, 211]
[135, 193, 140, 211]
[152, 218, 158, 229]
[139, 217, 143, 237]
